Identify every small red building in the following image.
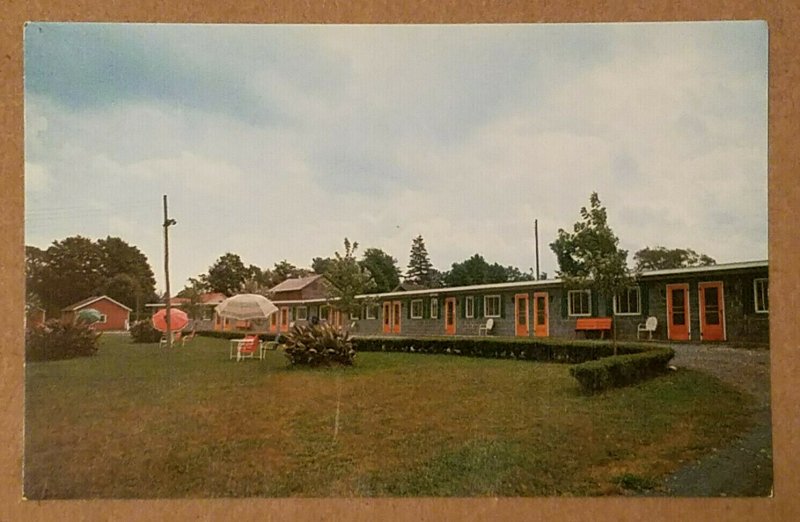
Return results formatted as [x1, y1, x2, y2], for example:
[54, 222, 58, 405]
[61, 295, 132, 331]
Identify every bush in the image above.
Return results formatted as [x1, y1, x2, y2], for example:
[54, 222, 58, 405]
[25, 320, 100, 362]
[129, 320, 163, 343]
[283, 323, 356, 367]
[352, 336, 645, 364]
[196, 330, 280, 341]
[569, 347, 675, 393]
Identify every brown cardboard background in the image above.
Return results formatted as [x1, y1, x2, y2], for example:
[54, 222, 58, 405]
[2, 2, 797, 520]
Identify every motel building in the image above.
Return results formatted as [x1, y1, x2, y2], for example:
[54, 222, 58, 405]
[211, 261, 768, 344]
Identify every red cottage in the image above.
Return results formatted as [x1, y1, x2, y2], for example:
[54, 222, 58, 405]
[61, 295, 132, 332]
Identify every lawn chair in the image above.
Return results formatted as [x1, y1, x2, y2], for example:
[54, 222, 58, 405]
[236, 334, 261, 361]
[263, 333, 283, 354]
[159, 331, 182, 348]
[637, 316, 658, 340]
[478, 318, 494, 336]
[181, 329, 196, 346]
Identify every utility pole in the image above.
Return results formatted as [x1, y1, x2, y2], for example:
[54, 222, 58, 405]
[163, 195, 177, 349]
[534, 219, 540, 281]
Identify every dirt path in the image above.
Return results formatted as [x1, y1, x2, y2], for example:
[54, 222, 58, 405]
[652, 344, 772, 497]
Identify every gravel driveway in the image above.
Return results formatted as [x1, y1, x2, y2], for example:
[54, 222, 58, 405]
[651, 343, 772, 497]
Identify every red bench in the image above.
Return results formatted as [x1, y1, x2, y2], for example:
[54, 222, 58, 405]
[575, 317, 613, 339]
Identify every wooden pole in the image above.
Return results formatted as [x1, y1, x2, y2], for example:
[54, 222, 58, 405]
[163, 195, 174, 349]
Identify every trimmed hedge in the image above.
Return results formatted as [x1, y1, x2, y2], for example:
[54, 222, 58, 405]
[569, 347, 675, 393]
[351, 336, 646, 364]
[198, 330, 281, 341]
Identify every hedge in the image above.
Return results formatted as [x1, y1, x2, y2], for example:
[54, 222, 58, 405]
[569, 347, 675, 393]
[197, 330, 281, 341]
[351, 336, 647, 364]
[25, 320, 100, 362]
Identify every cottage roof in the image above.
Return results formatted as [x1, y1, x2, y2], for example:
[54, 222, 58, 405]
[62, 295, 133, 312]
[269, 274, 325, 293]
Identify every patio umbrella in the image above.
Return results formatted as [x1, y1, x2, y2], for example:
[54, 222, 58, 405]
[76, 308, 102, 324]
[215, 293, 278, 321]
[152, 308, 190, 332]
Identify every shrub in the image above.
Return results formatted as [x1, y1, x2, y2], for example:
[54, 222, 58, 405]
[569, 347, 675, 393]
[196, 330, 280, 341]
[129, 320, 163, 343]
[283, 323, 356, 367]
[25, 320, 100, 362]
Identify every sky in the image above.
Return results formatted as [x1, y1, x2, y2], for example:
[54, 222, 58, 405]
[24, 22, 768, 294]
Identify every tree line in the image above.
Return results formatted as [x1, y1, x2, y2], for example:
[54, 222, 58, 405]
[25, 203, 715, 317]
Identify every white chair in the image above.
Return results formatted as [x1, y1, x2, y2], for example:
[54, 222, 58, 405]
[478, 318, 494, 336]
[637, 316, 658, 340]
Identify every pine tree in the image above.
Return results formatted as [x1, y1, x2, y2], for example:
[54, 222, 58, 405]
[406, 235, 434, 286]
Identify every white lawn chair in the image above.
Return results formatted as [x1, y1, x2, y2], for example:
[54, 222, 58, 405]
[637, 316, 658, 340]
[478, 318, 494, 336]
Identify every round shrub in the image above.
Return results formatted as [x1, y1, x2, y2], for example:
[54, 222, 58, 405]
[25, 319, 100, 362]
[129, 319, 163, 343]
[283, 323, 356, 367]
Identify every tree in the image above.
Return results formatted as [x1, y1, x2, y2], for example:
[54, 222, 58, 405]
[205, 253, 249, 295]
[550, 192, 631, 352]
[326, 238, 374, 317]
[311, 257, 335, 275]
[96, 236, 157, 312]
[443, 254, 534, 287]
[272, 260, 311, 286]
[406, 235, 435, 287]
[633, 246, 716, 271]
[359, 248, 401, 293]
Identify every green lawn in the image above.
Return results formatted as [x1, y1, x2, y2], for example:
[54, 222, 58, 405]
[24, 334, 755, 498]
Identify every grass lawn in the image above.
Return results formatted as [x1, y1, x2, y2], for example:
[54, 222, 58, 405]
[24, 334, 755, 498]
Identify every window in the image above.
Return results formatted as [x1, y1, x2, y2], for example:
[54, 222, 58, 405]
[430, 297, 439, 319]
[465, 296, 475, 318]
[350, 309, 360, 320]
[568, 290, 591, 316]
[365, 304, 379, 320]
[295, 306, 308, 321]
[484, 295, 501, 318]
[319, 305, 330, 322]
[754, 278, 769, 313]
[410, 299, 423, 319]
[614, 287, 641, 315]
[98, 314, 107, 323]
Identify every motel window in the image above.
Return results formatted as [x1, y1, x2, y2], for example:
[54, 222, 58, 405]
[350, 308, 360, 320]
[320, 305, 330, 322]
[484, 295, 501, 318]
[295, 306, 308, 321]
[614, 287, 641, 316]
[365, 304, 379, 320]
[568, 290, 591, 317]
[754, 278, 769, 313]
[465, 296, 475, 318]
[410, 299, 423, 319]
[430, 297, 439, 319]
[98, 314, 107, 323]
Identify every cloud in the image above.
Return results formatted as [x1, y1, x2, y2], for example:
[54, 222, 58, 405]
[24, 22, 767, 292]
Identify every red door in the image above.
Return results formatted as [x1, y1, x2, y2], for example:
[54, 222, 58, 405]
[279, 307, 290, 332]
[382, 302, 392, 334]
[444, 297, 456, 335]
[269, 312, 277, 333]
[699, 282, 726, 341]
[515, 294, 529, 336]
[533, 292, 549, 337]
[666, 284, 690, 341]
[392, 301, 402, 334]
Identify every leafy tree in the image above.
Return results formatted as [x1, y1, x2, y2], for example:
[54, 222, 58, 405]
[96, 236, 157, 309]
[504, 265, 536, 282]
[406, 235, 435, 287]
[443, 254, 534, 287]
[101, 273, 140, 310]
[205, 253, 249, 295]
[311, 257, 335, 275]
[272, 260, 311, 285]
[359, 248, 401, 293]
[550, 192, 631, 352]
[326, 238, 375, 317]
[633, 246, 716, 271]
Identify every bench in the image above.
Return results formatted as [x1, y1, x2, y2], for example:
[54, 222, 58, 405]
[575, 317, 613, 339]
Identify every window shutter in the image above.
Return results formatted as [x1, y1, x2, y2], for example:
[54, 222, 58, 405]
[462, 296, 467, 318]
[423, 298, 429, 319]
[641, 285, 649, 316]
[499, 295, 505, 318]
[291, 307, 296, 321]
[407, 301, 412, 319]
[742, 278, 754, 314]
[476, 295, 483, 318]
[591, 291, 598, 316]
[562, 290, 569, 318]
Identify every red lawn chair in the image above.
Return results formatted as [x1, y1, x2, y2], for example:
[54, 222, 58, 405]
[236, 334, 261, 361]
